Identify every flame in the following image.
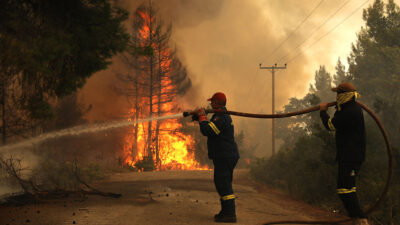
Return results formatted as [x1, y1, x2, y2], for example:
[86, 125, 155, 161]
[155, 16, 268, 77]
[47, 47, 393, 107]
[123, 116, 208, 171]
[122, 9, 208, 171]
[137, 10, 152, 40]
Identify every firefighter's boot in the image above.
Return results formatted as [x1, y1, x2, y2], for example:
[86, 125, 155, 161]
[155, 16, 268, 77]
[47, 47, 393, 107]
[214, 199, 223, 219]
[214, 199, 236, 223]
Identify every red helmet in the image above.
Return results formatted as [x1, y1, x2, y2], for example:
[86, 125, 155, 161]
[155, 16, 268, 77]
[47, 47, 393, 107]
[207, 92, 226, 106]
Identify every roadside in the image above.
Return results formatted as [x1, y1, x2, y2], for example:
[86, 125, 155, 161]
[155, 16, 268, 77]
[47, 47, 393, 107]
[0, 169, 345, 225]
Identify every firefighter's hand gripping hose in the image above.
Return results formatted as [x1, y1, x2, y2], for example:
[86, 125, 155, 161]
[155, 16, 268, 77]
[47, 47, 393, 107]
[183, 101, 393, 225]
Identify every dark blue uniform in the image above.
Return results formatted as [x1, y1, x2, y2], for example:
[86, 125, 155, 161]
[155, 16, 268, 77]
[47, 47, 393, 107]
[320, 99, 366, 218]
[320, 100, 366, 163]
[200, 111, 239, 159]
[199, 109, 239, 216]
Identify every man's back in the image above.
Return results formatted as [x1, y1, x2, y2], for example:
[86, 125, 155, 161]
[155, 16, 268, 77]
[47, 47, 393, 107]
[332, 100, 366, 163]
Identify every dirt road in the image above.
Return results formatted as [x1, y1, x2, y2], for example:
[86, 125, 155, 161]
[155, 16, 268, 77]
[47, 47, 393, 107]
[0, 169, 344, 225]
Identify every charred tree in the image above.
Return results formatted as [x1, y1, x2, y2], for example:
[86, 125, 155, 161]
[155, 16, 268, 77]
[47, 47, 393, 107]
[116, 1, 193, 170]
[133, 74, 140, 158]
[146, 2, 155, 161]
[154, 19, 172, 167]
[115, 62, 144, 164]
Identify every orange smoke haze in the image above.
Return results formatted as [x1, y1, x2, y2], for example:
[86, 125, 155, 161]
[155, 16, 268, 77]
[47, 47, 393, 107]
[79, 0, 383, 157]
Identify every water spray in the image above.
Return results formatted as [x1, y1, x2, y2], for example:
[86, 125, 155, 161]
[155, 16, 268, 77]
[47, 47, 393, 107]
[0, 113, 183, 152]
[184, 101, 392, 225]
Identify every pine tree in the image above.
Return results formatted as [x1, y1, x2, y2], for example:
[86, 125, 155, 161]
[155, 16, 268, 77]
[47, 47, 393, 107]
[0, 0, 129, 143]
[276, 65, 334, 149]
[333, 58, 349, 86]
[348, 0, 400, 147]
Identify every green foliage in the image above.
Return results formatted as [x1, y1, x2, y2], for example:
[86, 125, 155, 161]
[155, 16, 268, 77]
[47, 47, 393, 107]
[333, 58, 350, 86]
[349, 0, 400, 148]
[25, 97, 54, 120]
[347, 2, 400, 220]
[309, 66, 334, 100]
[26, 94, 124, 191]
[251, 134, 337, 205]
[80, 162, 106, 181]
[235, 130, 257, 168]
[2, 0, 129, 95]
[0, 0, 130, 122]
[50, 93, 88, 130]
[252, 95, 400, 224]
[276, 65, 334, 149]
[129, 46, 154, 56]
[37, 159, 106, 190]
[252, 2, 400, 221]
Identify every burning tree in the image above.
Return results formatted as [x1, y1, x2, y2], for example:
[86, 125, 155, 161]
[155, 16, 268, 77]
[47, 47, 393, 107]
[116, 2, 204, 171]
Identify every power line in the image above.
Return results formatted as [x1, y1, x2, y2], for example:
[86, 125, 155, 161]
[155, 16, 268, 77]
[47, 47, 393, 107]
[266, 0, 325, 62]
[285, 0, 369, 64]
[257, 0, 368, 118]
[249, 0, 354, 114]
[252, 0, 352, 111]
[251, 0, 357, 119]
[247, 0, 324, 105]
[276, 0, 353, 63]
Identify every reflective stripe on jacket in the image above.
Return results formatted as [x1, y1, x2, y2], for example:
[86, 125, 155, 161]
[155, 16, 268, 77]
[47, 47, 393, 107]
[199, 111, 239, 159]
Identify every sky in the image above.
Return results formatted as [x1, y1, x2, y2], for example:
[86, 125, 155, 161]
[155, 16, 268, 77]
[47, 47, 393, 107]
[79, 0, 398, 156]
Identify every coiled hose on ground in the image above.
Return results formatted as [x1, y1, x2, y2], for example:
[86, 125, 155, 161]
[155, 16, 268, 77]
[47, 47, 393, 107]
[188, 101, 393, 225]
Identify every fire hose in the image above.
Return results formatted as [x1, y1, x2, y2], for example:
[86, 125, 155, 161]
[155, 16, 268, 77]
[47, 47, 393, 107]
[183, 101, 393, 225]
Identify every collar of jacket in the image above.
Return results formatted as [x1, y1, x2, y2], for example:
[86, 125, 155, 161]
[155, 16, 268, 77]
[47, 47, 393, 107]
[335, 98, 355, 110]
[212, 106, 227, 116]
[219, 106, 227, 113]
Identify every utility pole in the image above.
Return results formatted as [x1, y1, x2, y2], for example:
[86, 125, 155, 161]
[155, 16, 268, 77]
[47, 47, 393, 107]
[259, 63, 287, 156]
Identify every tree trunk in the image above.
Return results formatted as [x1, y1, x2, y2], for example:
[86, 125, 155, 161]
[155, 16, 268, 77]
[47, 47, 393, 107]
[1, 77, 7, 145]
[133, 74, 139, 158]
[146, 6, 154, 160]
[155, 41, 163, 168]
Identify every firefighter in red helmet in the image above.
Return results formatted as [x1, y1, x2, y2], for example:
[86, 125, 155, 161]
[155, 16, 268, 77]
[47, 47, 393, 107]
[193, 92, 239, 223]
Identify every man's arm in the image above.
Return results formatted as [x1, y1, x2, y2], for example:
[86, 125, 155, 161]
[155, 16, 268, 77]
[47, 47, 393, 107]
[196, 109, 224, 137]
[320, 102, 346, 131]
[200, 120, 222, 137]
[320, 102, 335, 131]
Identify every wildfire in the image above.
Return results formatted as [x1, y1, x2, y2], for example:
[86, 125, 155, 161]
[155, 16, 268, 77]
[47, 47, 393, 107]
[121, 9, 208, 171]
[123, 117, 208, 171]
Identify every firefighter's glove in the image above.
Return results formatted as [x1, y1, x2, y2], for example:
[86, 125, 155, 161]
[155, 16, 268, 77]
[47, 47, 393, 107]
[196, 108, 207, 122]
[191, 114, 199, 121]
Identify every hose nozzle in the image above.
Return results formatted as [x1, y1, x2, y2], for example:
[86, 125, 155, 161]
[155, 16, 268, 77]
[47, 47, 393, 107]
[182, 111, 192, 117]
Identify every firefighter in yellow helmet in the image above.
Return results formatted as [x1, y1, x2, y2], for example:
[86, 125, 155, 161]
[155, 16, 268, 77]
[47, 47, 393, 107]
[319, 83, 369, 225]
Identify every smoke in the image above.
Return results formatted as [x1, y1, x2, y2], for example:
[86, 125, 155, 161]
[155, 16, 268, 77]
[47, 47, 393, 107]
[0, 184, 22, 197]
[0, 148, 39, 198]
[0, 148, 40, 174]
[79, 0, 370, 156]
